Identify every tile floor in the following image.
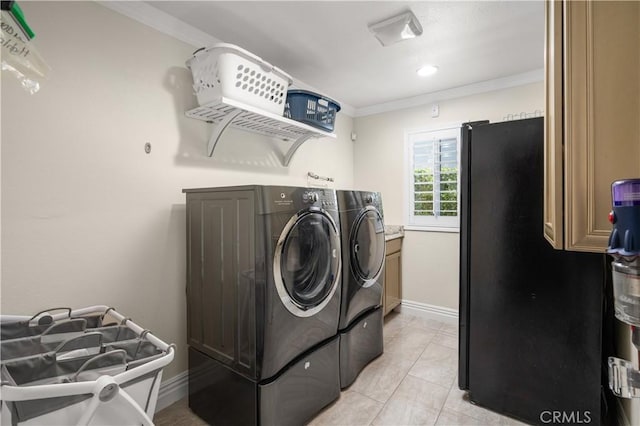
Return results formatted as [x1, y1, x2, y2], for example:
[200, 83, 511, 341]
[155, 311, 529, 426]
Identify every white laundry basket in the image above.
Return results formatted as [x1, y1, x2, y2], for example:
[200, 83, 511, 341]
[186, 42, 293, 114]
[0, 306, 175, 426]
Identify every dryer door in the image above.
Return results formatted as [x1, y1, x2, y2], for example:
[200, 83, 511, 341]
[351, 207, 385, 286]
[275, 210, 341, 317]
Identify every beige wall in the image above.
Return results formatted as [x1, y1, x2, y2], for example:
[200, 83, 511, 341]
[0, 2, 354, 380]
[353, 83, 544, 309]
[1, 1, 545, 384]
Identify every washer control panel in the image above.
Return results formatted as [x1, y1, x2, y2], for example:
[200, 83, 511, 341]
[302, 190, 337, 208]
[303, 191, 319, 203]
[259, 186, 339, 214]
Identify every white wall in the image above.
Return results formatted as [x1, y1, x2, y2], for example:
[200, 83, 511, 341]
[353, 83, 544, 309]
[1, 1, 354, 381]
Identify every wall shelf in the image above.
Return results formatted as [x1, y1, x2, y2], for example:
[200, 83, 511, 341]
[185, 97, 336, 166]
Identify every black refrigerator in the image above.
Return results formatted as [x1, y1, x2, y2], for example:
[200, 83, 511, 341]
[458, 118, 613, 425]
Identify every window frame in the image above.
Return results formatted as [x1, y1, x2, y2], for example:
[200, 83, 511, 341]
[404, 124, 462, 232]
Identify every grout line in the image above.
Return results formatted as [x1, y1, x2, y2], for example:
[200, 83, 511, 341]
[405, 338, 458, 390]
[433, 409, 443, 426]
[366, 337, 432, 425]
[434, 381, 458, 426]
[385, 329, 431, 390]
[347, 389, 386, 426]
[365, 323, 435, 404]
[406, 372, 457, 393]
[367, 396, 385, 426]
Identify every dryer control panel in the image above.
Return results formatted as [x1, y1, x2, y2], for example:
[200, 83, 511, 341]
[336, 190, 383, 213]
[363, 192, 381, 207]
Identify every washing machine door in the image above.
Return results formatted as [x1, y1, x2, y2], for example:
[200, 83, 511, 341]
[274, 209, 341, 318]
[351, 206, 385, 286]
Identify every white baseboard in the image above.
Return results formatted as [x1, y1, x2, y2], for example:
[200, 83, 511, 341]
[396, 299, 459, 326]
[155, 370, 189, 413]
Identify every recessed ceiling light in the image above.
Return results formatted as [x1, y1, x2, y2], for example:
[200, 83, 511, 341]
[417, 65, 438, 77]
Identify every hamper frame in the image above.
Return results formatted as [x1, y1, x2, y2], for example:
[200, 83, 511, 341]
[0, 305, 175, 426]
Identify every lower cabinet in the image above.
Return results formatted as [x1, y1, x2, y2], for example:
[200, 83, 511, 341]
[383, 238, 402, 316]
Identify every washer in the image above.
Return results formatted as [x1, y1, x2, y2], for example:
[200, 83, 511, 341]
[183, 185, 342, 425]
[336, 190, 385, 388]
[337, 190, 385, 329]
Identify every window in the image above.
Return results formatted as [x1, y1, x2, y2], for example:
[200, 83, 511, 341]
[405, 125, 461, 231]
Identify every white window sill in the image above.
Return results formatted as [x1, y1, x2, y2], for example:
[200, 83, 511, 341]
[404, 225, 460, 233]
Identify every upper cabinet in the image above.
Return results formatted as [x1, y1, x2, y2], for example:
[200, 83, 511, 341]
[544, 1, 640, 252]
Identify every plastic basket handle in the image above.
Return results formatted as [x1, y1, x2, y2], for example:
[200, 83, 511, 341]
[193, 43, 292, 85]
[214, 45, 274, 73]
[71, 349, 127, 382]
[54, 332, 103, 354]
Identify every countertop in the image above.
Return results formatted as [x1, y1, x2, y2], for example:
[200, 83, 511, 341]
[384, 225, 404, 242]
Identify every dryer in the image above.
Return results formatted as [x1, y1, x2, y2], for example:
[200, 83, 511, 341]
[183, 185, 342, 426]
[336, 190, 385, 388]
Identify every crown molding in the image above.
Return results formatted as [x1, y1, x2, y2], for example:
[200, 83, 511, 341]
[98, 2, 538, 120]
[354, 69, 544, 117]
[98, 1, 220, 48]
[338, 103, 356, 118]
[96, 1, 355, 117]
[97, 1, 357, 117]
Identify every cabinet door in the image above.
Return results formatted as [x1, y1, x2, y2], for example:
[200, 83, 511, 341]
[564, 1, 640, 251]
[384, 251, 401, 316]
[543, 0, 564, 249]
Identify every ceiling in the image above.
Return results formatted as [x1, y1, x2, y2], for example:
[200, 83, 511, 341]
[146, 1, 544, 112]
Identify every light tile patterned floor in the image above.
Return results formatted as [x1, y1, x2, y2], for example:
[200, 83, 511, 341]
[155, 312, 529, 426]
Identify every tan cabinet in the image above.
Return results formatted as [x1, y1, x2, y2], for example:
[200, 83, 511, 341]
[544, 1, 640, 252]
[383, 238, 402, 316]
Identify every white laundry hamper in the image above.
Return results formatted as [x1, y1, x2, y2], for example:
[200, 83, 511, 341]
[0, 306, 175, 426]
[186, 42, 293, 114]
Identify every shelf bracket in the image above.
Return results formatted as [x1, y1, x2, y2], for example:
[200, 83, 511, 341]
[207, 109, 243, 157]
[282, 134, 315, 167]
